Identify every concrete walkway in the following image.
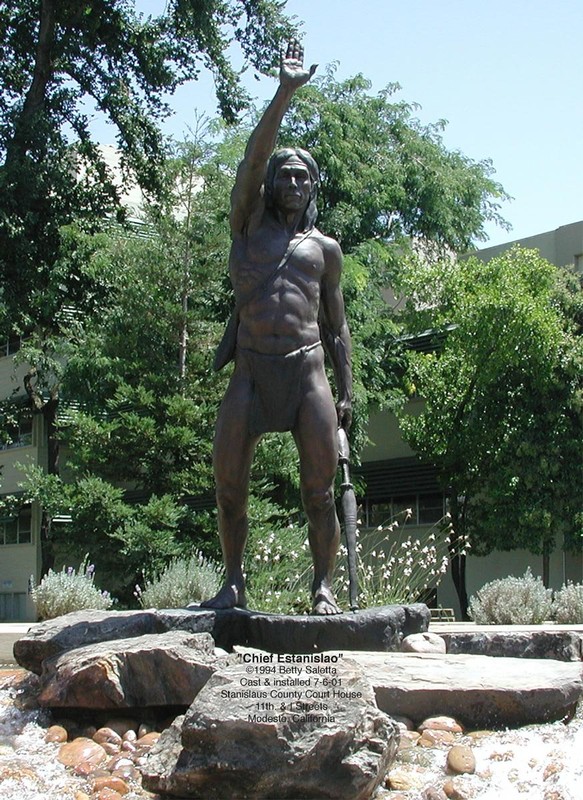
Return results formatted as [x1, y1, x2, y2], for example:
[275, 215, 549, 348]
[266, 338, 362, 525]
[0, 623, 36, 666]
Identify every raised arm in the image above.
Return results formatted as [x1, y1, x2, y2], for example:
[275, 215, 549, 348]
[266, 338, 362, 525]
[320, 239, 353, 431]
[230, 40, 316, 235]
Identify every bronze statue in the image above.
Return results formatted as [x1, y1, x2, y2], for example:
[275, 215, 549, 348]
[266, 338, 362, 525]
[202, 41, 353, 615]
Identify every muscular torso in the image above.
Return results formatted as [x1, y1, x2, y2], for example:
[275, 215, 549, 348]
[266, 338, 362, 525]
[230, 216, 328, 355]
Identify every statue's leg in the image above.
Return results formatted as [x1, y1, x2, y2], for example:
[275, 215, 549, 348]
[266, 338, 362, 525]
[201, 370, 258, 610]
[293, 355, 342, 615]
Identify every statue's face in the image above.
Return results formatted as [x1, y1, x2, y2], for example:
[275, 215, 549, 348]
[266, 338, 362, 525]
[272, 158, 312, 213]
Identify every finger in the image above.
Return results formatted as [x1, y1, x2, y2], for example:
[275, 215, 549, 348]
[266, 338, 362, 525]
[291, 39, 303, 63]
[286, 39, 297, 60]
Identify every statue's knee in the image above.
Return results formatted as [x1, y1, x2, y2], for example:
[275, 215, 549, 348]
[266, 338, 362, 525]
[216, 485, 245, 519]
[303, 487, 334, 517]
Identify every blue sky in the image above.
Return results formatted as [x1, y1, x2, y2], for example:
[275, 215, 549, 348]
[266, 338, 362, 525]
[129, 0, 582, 247]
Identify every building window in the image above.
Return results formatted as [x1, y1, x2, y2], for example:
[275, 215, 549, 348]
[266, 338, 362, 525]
[0, 592, 27, 621]
[0, 508, 32, 545]
[363, 493, 445, 528]
[0, 414, 33, 450]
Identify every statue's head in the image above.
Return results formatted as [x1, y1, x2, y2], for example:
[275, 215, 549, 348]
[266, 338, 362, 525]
[265, 147, 319, 230]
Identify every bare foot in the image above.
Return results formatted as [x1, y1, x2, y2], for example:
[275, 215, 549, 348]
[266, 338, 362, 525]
[312, 584, 342, 615]
[200, 582, 247, 610]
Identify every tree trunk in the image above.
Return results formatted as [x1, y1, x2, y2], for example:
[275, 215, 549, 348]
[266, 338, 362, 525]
[5, 0, 56, 167]
[448, 492, 470, 620]
[39, 396, 60, 576]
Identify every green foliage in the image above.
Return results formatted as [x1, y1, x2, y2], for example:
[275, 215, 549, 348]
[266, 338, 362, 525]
[31, 556, 115, 620]
[468, 569, 553, 625]
[14, 464, 209, 603]
[397, 249, 583, 559]
[135, 550, 223, 609]
[552, 583, 583, 625]
[280, 67, 509, 253]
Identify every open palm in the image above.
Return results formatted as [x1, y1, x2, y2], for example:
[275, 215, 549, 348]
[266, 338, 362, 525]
[280, 39, 317, 89]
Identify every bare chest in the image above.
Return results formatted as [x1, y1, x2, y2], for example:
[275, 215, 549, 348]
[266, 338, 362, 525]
[230, 229, 325, 301]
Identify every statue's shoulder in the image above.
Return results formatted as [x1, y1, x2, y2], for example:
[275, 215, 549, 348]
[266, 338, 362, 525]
[311, 229, 342, 265]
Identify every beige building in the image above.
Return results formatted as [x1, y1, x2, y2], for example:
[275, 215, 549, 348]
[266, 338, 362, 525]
[1, 220, 582, 620]
[0, 340, 42, 620]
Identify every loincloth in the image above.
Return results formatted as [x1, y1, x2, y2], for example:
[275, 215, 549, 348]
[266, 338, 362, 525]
[237, 342, 322, 436]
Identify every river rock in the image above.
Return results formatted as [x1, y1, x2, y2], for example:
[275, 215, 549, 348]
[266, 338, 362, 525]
[332, 651, 583, 728]
[90, 775, 130, 795]
[419, 716, 463, 733]
[402, 632, 446, 654]
[418, 729, 456, 747]
[142, 658, 399, 800]
[446, 744, 476, 774]
[58, 737, 108, 769]
[45, 724, 68, 743]
[37, 631, 229, 709]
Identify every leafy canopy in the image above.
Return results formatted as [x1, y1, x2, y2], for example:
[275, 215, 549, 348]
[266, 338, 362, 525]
[397, 247, 582, 557]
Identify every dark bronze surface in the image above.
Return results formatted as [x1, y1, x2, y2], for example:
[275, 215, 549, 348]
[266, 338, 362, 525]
[203, 42, 353, 615]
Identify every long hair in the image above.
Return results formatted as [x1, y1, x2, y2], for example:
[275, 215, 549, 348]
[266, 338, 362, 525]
[264, 147, 319, 231]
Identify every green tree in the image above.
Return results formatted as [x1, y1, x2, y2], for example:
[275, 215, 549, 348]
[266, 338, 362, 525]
[0, 0, 295, 575]
[396, 247, 583, 616]
[1, 0, 295, 316]
[278, 67, 509, 253]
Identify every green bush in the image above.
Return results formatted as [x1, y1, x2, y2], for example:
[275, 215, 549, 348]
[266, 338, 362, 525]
[468, 568, 553, 625]
[32, 556, 115, 620]
[135, 550, 223, 609]
[552, 582, 583, 624]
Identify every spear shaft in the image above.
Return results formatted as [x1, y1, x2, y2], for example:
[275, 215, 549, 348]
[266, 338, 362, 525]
[338, 427, 359, 611]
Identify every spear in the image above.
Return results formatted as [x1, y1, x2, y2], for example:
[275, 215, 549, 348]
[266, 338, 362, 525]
[338, 427, 359, 611]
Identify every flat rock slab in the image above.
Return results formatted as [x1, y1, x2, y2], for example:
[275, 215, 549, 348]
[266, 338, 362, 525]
[341, 651, 583, 729]
[207, 603, 430, 654]
[37, 631, 230, 709]
[14, 604, 430, 674]
[439, 629, 583, 661]
[142, 657, 399, 800]
[13, 608, 217, 674]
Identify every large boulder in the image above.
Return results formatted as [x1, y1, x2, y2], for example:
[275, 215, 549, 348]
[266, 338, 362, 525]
[37, 631, 230, 709]
[142, 657, 399, 800]
[346, 651, 583, 729]
[13, 608, 216, 674]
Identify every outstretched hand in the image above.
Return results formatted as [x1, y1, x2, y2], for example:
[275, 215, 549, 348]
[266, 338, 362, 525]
[280, 39, 317, 90]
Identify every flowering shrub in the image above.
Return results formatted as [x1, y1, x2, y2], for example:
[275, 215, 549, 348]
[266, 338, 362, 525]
[334, 509, 467, 608]
[135, 550, 223, 609]
[552, 582, 583, 624]
[243, 504, 465, 613]
[32, 556, 114, 620]
[468, 569, 553, 624]
[245, 522, 313, 614]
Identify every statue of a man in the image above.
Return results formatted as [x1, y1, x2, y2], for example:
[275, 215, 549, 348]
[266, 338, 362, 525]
[203, 41, 352, 615]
